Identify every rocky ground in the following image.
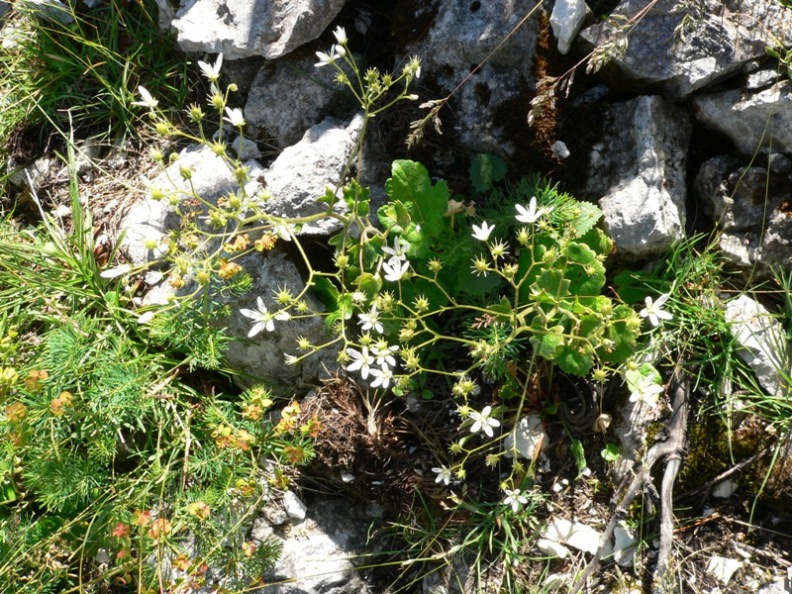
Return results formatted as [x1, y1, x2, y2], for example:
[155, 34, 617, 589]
[5, 0, 792, 592]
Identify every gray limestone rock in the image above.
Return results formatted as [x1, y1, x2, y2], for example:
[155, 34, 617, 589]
[724, 294, 789, 397]
[407, 0, 540, 155]
[549, 0, 590, 55]
[260, 113, 364, 234]
[695, 155, 792, 271]
[151, 0, 175, 31]
[20, 0, 74, 24]
[693, 80, 792, 157]
[119, 144, 265, 267]
[172, 0, 347, 60]
[221, 249, 336, 391]
[252, 499, 380, 594]
[579, 0, 792, 99]
[244, 51, 355, 148]
[118, 142, 337, 390]
[582, 95, 692, 258]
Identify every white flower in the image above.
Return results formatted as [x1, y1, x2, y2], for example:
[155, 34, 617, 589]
[351, 291, 367, 305]
[314, 51, 333, 68]
[628, 374, 665, 405]
[382, 236, 409, 261]
[503, 488, 529, 512]
[471, 221, 495, 242]
[315, 44, 345, 68]
[515, 196, 552, 224]
[137, 311, 157, 325]
[639, 293, 673, 327]
[273, 224, 295, 242]
[382, 256, 409, 282]
[100, 264, 131, 279]
[369, 367, 394, 389]
[432, 466, 453, 485]
[223, 107, 246, 127]
[239, 296, 281, 337]
[132, 85, 158, 109]
[406, 56, 421, 79]
[372, 342, 399, 369]
[285, 354, 298, 366]
[469, 405, 501, 438]
[358, 306, 384, 334]
[333, 26, 348, 45]
[346, 347, 374, 379]
[198, 53, 223, 82]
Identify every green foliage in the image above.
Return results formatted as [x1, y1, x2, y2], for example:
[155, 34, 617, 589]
[0, 144, 318, 591]
[469, 153, 507, 193]
[0, 0, 192, 157]
[117, 41, 691, 592]
[767, 44, 792, 81]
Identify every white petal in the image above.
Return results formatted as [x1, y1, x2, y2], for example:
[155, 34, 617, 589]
[100, 264, 131, 278]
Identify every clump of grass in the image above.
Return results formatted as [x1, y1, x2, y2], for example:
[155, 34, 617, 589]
[0, 0, 192, 151]
[0, 142, 314, 592]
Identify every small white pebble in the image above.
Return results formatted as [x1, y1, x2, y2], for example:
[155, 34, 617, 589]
[551, 140, 570, 159]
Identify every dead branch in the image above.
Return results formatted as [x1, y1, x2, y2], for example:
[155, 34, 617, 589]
[653, 366, 690, 592]
[568, 365, 689, 594]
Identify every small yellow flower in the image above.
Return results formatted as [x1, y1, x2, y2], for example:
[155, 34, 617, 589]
[471, 256, 490, 277]
[334, 252, 350, 268]
[276, 287, 294, 304]
[187, 501, 211, 521]
[154, 121, 171, 136]
[168, 274, 185, 289]
[489, 239, 509, 259]
[210, 141, 227, 157]
[254, 233, 277, 252]
[132, 510, 152, 527]
[399, 327, 415, 342]
[24, 369, 47, 391]
[502, 263, 519, 279]
[282, 445, 306, 465]
[241, 403, 263, 420]
[207, 210, 228, 228]
[0, 367, 19, 387]
[5, 402, 26, 422]
[188, 104, 205, 123]
[217, 259, 242, 279]
[147, 518, 172, 540]
[242, 541, 257, 557]
[224, 234, 250, 253]
[50, 391, 73, 416]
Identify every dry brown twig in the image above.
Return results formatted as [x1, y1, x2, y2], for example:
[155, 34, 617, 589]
[569, 363, 690, 594]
